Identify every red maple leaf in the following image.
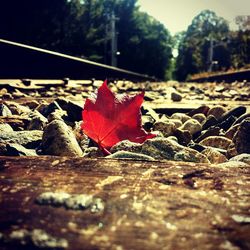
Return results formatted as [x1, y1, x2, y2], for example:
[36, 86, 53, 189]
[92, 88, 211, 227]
[81, 80, 156, 154]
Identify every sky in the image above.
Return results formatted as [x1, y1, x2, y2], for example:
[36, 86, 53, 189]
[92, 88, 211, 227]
[137, 0, 250, 35]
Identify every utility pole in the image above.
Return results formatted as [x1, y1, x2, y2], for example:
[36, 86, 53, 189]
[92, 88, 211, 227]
[110, 11, 118, 67]
[208, 38, 214, 72]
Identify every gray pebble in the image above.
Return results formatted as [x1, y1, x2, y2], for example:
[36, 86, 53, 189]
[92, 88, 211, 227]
[0, 123, 13, 133]
[0, 103, 12, 116]
[171, 91, 182, 102]
[0, 130, 43, 148]
[6, 143, 37, 156]
[229, 153, 250, 165]
[41, 120, 83, 156]
[28, 110, 48, 130]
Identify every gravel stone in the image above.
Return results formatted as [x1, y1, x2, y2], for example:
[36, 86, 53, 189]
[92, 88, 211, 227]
[202, 147, 228, 164]
[199, 136, 232, 150]
[232, 118, 250, 154]
[180, 118, 202, 135]
[174, 148, 210, 163]
[28, 110, 48, 130]
[192, 113, 206, 125]
[171, 91, 182, 102]
[217, 161, 250, 168]
[6, 143, 37, 156]
[0, 130, 43, 148]
[207, 105, 227, 120]
[171, 113, 190, 123]
[83, 147, 104, 158]
[229, 154, 250, 165]
[153, 120, 176, 137]
[41, 120, 83, 156]
[0, 103, 12, 116]
[4, 101, 31, 115]
[0, 123, 13, 133]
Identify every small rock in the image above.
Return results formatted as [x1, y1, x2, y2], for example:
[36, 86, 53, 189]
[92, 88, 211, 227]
[199, 136, 232, 150]
[9, 229, 68, 249]
[233, 112, 250, 125]
[169, 119, 182, 128]
[54, 98, 69, 110]
[188, 105, 210, 116]
[192, 113, 206, 125]
[39, 101, 62, 117]
[64, 194, 94, 210]
[195, 127, 221, 142]
[180, 119, 202, 135]
[0, 103, 12, 116]
[171, 91, 182, 102]
[27, 110, 48, 130]
[225, 124, 240, 139]
[173, 129, 192, 146]
[31, 229, 68, 249]
[174, 148, 210, 163]
[142, 115, 155, 131]
[227, 143, 238, 158]
[188, 142, 206, 152]
[0, 143, 8, 156]
[36, 192, 71, 206]
[202, 115, 218, 130]
[167, 136, 178, 143]
[4, 101, 31, 115]
[217, 161, 250, 168]
[83, 147, 104, 158]
[232, 118, 250, 154]
[107, 150, 155, 160]
[231, 214, 250, 224]
[0, 123, 13, 133]
[66, 101, 83, 121]
[0, 88, 8, 96]
[141, 105, 159, 121]
[22, 100, 40, 109]
[78, 133, 90, 152]
[35, 102, 49, 114]
[12, 89, 28, 98]
[229, 154, 250, 165]
[47, 109, 67, 122]
[0, 130, 43, 148]
[171, 113, 190, 123]
[207, 106, 227, 120]
[111, 140, 142, 154]
[140, 137, 183, 160]
[215, 86, 225, 92]
[202, 147, 228, 164]
[217, 115, 236, 131]
[6, 143, 37, 156]
[153, 120, 176, 137]
[36, 191, 104, 212]
[221, 106, 246, 122]
[42, 120, 83, 156]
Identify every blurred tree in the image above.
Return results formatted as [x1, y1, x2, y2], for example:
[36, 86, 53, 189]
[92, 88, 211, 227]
[229, 30, 250, 68]
[175, 10, 230, 80]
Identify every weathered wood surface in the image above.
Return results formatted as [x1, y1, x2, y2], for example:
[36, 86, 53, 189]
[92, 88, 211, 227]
[0, 156, 249, 249]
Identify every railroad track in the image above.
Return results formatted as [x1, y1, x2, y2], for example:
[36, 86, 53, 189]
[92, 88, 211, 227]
[189, 68, 250, 83]
[0, 39, 156, 82]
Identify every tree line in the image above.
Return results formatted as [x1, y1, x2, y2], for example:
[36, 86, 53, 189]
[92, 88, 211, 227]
[0, 1, 249, 80]
[175, 10, 250, 80]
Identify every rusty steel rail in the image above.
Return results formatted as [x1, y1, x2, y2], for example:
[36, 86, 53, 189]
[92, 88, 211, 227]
[0, 39, 157, 82]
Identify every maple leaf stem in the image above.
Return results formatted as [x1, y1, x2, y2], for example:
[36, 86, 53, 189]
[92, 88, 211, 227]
[100, 146, 111, 155]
